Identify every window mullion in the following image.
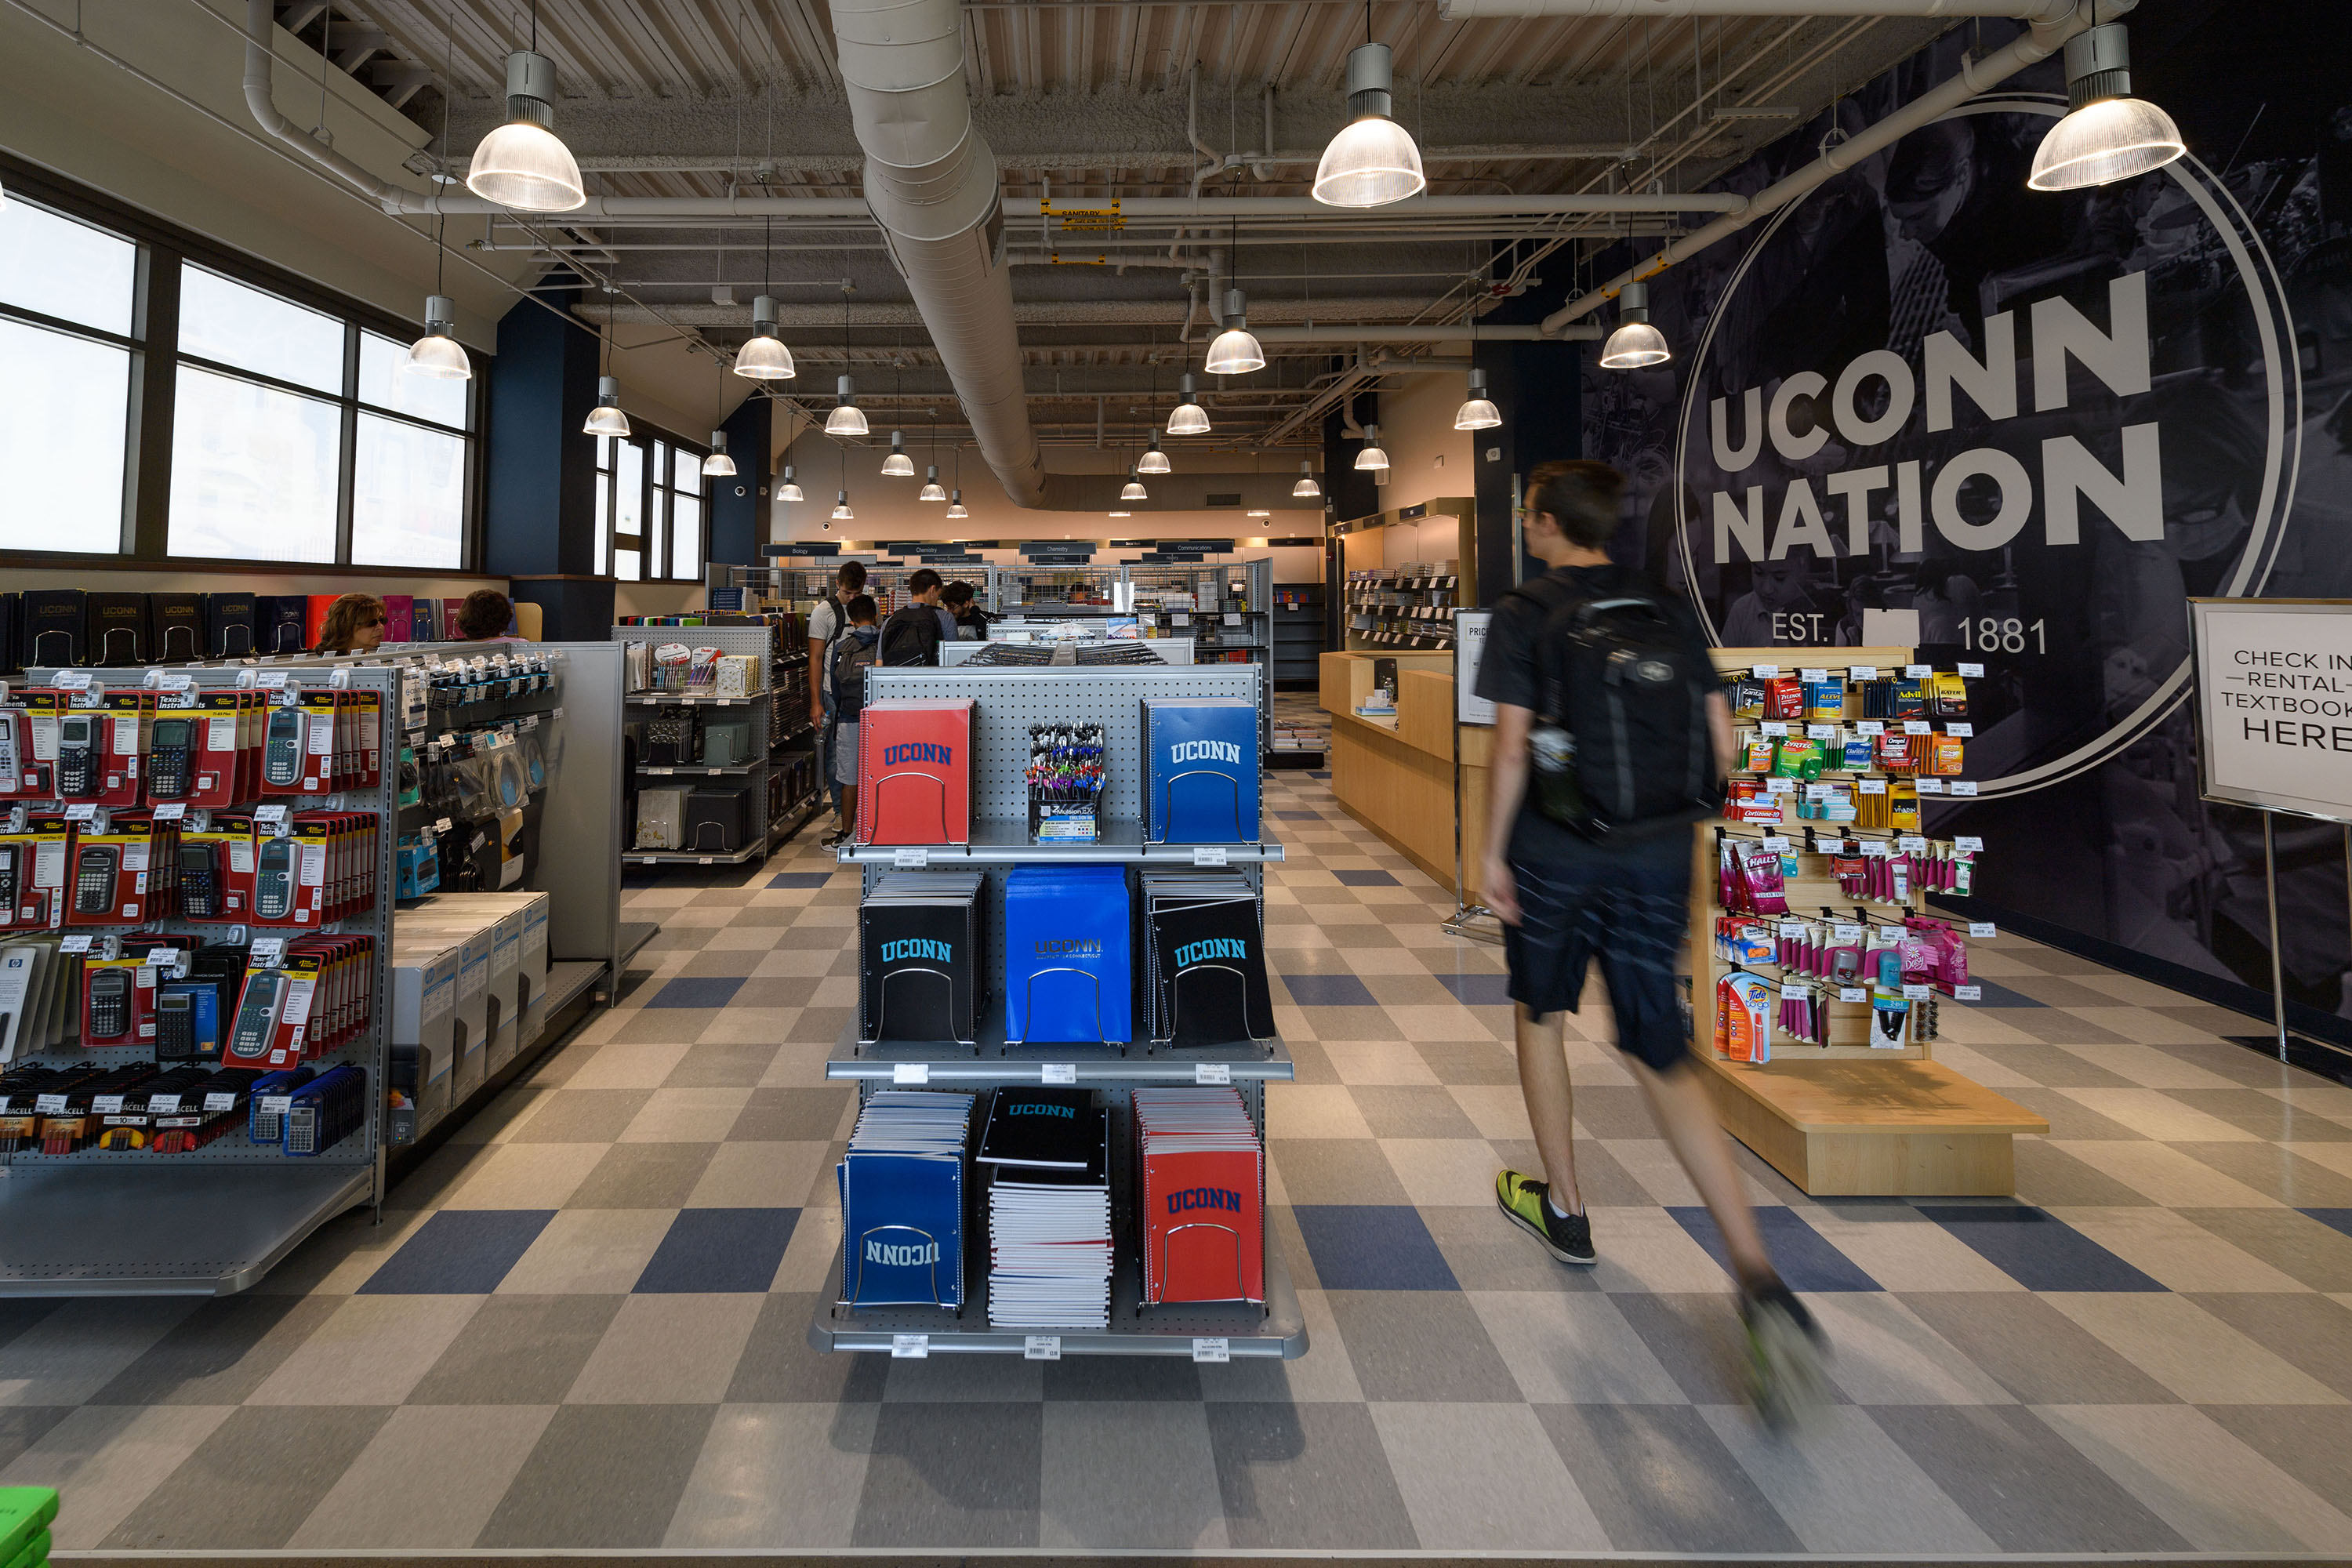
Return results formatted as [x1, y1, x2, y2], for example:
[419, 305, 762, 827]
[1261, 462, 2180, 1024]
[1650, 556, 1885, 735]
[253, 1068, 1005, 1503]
[127, 246, 180, 560]
[335, 326, 358, 564]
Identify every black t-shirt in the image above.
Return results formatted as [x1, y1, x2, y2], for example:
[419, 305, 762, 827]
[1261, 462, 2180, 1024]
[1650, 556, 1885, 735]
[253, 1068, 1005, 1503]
[878, 604, 943, 666]
[1475, 563, 1716, 862]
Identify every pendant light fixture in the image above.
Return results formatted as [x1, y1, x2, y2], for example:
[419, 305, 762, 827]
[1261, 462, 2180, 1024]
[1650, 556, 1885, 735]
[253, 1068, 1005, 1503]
[920, 466, 947, 502]
[466, 1, 586, 212]
[1292, 462, 1320, 498]
[943, 444, 967, 518]
[1168, 372, 1210, 436]
[735, 299, 795, 379]
[882, 430, 914, 477]
[702, 432, 736, 478]
[584, 376, 630, 437]
[776, 464, 803, 502]
[1204, 290, 1265, 376]
[1108, 510, 1131, 518]
[830, 492, 854, 521]
[1354, 423, 1388, 470]
[1138, 434, 1171, 475]
[406, 294, 470, 379]
[1120, 474, 1149, 502]
[1454, 368, 1501, 429]
[824, 279, 868, 435]
[1312, 5, 1425, 210]
[2027, 16, 2184, 191]
[1598, 280, 1671, 369]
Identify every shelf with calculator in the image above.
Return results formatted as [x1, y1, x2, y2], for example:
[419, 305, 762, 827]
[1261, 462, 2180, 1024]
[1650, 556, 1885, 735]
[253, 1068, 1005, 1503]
[616, 622, 825, 865]
[1690, 648, 2048, 1199]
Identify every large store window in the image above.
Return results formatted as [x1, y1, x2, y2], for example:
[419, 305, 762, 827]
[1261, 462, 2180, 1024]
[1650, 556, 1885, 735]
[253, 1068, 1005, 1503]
[0, 177, 479, 568]
[594, 428, 707, 583]
[0, 199, 138, 553]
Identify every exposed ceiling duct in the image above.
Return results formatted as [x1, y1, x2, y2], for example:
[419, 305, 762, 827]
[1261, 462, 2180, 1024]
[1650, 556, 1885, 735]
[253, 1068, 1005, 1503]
[1438, 0, 2074, 15]
[829, 0, 1044, 506]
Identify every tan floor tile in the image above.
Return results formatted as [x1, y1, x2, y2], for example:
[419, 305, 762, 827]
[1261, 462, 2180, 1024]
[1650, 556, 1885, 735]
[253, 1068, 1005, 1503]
[1381, 1138, 1501, 1207]
[2053, 1138, 2283, 1207]
[565, 1294, 764, 1403]
[619, 1086, 753, 1142]
[1323, 1040, 1441, 1085]
[2048, 1207, 2310, 1293]
[289, 1404, 556, 1548]
[247, 1294, 483, 1405]
[2045, 1293, 2346, 1405]
[2056, 1088, 2264, 1142]
[561, 1040, 695, 1091]
[688, 1140, 831, 1208]
[496, 1209, 673, 1294]
[0, 1404, 238, 1548]
[439, 1142, 610, 1210]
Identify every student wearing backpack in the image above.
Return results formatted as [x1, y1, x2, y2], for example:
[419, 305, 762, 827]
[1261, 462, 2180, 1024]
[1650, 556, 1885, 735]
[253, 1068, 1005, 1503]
[1476, 460, 1826, 1419]
[878, 568, 946, 666]
[808, 561, 869, 837]
[822, 595, 881, 848]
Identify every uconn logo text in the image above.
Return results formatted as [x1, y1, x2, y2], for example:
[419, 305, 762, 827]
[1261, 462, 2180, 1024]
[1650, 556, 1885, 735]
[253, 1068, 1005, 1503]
[882, 742, 953, 767]
[1174, 938, 1247, 967]
[865, 1239, 940, 1266]
[1171, 739, 1243, 765]
[1166, 1188, 1243, 1214]
[880, 938, 951, 964]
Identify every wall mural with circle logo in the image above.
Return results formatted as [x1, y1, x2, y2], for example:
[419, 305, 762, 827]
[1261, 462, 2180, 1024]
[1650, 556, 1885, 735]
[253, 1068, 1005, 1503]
[1584, 9, 2352, 1040]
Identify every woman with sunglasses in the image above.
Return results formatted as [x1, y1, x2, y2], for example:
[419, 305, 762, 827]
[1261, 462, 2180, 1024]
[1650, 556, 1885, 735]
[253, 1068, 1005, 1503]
[311, 593, 390, 655]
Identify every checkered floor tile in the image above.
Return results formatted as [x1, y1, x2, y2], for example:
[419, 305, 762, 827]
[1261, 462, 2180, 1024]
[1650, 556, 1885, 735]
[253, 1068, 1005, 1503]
[5, 763, 2352, 1555]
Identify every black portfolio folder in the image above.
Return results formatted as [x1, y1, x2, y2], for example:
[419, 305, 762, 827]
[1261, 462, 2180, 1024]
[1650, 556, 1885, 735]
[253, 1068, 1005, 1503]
[858, 870, 984, 1045]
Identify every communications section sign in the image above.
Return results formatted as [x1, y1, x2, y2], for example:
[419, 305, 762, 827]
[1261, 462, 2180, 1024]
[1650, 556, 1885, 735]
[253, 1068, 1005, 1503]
[2191, 601, 2352, 824]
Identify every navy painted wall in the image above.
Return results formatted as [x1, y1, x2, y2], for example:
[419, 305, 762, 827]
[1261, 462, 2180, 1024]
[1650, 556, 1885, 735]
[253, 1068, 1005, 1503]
[708, 393, 772, 568]
[485, 270, 599, 579]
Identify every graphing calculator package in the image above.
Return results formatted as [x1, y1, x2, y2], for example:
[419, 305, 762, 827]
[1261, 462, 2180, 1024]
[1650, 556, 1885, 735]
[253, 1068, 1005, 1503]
[94, 688, 153, 809]
[260, 696, 311, 796]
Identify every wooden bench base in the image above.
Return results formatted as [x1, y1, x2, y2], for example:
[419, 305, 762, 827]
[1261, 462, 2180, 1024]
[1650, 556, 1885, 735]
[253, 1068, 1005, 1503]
[1700, 1054, 2049, 1196]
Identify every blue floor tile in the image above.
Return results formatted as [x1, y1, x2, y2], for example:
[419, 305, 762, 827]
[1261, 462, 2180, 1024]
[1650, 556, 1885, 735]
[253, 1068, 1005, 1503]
[1281, 973, 1377, 1007]
[1918, 1205, 2165, 1291]
[1434, 972, 1513, 1007]
[1309, 771, 1332, 779]
[358, 1210, 555, 1294]
[768, 872, 835, 888]
[1294, 1205, 1459, 1290]
[1965, 980, 2049, 1008]
[647, 976, 746, 1009]
[2301, 1208, 2352, 1240]
[1274, 810, 1326, 821]
[1669, 1206, 1881, 1292]
[1334, 869, 1399, 887]
[635, 1208, 800, 1293]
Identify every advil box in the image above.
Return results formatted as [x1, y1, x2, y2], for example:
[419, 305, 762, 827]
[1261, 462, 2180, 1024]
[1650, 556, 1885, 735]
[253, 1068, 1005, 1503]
[855, 699, 975, 845]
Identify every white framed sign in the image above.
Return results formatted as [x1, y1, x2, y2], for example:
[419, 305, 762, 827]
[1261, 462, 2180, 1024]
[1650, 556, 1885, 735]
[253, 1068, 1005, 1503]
[1455, 610, 1494, 726]
[2190, 598, 2352, 823]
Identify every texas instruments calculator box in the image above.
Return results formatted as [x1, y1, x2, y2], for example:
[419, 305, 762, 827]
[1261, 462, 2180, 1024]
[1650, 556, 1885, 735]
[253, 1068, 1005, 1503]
[1141, 698, 1259, 844]
[856, 699, 975, 845]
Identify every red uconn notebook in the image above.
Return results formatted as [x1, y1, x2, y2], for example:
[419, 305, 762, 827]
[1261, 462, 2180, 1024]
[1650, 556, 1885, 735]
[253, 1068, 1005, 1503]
[1134, 1085, 1265, 1305]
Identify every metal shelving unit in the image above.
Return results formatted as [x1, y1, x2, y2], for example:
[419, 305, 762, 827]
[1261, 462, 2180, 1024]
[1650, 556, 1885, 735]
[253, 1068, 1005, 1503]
[809, 662, 1304, 1359]
[614, 622, 818, 864]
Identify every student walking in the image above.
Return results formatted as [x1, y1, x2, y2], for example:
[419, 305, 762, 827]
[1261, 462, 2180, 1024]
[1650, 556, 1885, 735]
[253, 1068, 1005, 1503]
[1476, 459, 1827, 1423]
[807, 561, 869, 834]
[822, 595, 880, 848]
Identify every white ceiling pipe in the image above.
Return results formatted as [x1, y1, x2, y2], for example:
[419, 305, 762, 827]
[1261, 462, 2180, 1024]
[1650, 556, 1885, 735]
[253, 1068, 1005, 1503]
[387, 191, 1738, 218]
[1439, 0, 2074, 14]
[828, 0, 1047, 506]
[1251, 324, 1602, 342]
[241, 0, 417, 208]
[1540, 0, 2119, 335]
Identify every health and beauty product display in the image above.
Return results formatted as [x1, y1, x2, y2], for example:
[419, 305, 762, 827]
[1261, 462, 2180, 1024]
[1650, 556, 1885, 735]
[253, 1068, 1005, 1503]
[1720, 660, 1980, 827]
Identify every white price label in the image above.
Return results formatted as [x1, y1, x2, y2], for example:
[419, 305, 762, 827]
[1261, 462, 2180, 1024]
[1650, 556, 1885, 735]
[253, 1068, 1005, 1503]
[1040, 1063, 1077, 1085]
[53, 671, 93, 691]
[1954, 984, 1983, 1001]
[1858, 778, 1888, 795]
[1905, 664, 1933, 679]
[1958, 662, 1984, 678]
[1833, 924, 1864, 942]
[259, 1095, 293, 1116]
[1955, 836, 1984, 853]
[1839, 986, 1868, 1004]
[1897, 836, 1928, 852]
[1780, 983, 1808, 1000]
[1945, 723, 1975, 738]
[1192, 846, 1229, 867]
[892, 847, 928, 869]
[1751, 665, 1780, 678]
[891, 1062, 930, 1085]
[1904, 721, 1932, 735]
[1849, 666, 1880, 680]
[1759, 722, 1789, 737]
[64, 802, 96, 822]
[1857, 721, 1885, 735]
[1902, 984, 1932, 1000]
[891, 1334, 930, 1359]
[1777, 920, 1803, 937]
[1798, 668, 1828, 682]
[1025, 1335, 1062, 1360]
[1807, 724, 1835, 739]
[1192, 1337, 1231, 1363]
[1759, 837, 1791, 853]
[1877, 926, 1907, 945]
[60, 935, 94, 953]
[1858, 838, 1890, 856]
[148, 1094, 181, 1114]
[1194, 1062, 1232, 1085]
[204, 1092, 238, 1112]
[1915, 778, 1946, 793]
[34, 1094, 69, 1114]
[1968, 921, 1998, 938]
[1951, 781, 1979, 797]
[1762, 777, 1795, 794]
[93, 1095, 125, 1115]
[153, 802, 186, 821]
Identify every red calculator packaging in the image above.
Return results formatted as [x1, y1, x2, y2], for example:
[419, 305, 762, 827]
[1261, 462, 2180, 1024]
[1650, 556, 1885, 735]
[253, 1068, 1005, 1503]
[96, 688, 153, 809]
[183, 689, 249, 809]
[0, 702, 49, 801]
[298, 687, 342, 793]
[855, 699, 975, 845]
[354, 689, 383, 790]
[65, 812, 164, 927]
[1131, 1085, 1266, 1305]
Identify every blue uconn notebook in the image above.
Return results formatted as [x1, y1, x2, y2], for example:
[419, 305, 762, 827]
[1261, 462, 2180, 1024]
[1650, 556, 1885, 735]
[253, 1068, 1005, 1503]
[1142, 698, 1260, 843]
[1002, 866, 1132, 1046]
[838, 1090, 976, 1308]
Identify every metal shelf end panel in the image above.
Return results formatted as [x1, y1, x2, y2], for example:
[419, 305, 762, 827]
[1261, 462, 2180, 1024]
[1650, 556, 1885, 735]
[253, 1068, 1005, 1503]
[837, 818, 1283, 866]
[0, 1164, 373, 1297]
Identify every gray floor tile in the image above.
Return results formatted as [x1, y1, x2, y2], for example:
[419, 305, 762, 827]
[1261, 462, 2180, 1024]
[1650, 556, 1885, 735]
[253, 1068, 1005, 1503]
[1205, 1400, 1419, 1550]
[86, 1294, 341, 1406]
[565, 1142, 719, 1209]
[2190, 1088, 2352, 1142]
[2179, 1206, 2352, 1290]
[0, 1303, 56, 1356]
[1534, 1402, 1804, 1552]
[405, 1295, 625, 1406]
[1267, 1138, 1412, 1205]
[2013, 1140, 2165, 1206]
[2176, 1141, 2352, 1207]
[851, 1401, 1041, 1548]
[475, 1403, 716, 1547]
[1869, 1403, 2192, 1552]
[1041, 1402, 1225, 1549]
[1421, 1206, 1602, 1294]
[2200, 1403, 2352, 1513]
[1898, 1292, 2180, 1403]
[1348, 1084, 1484, 1139]
[100, 1404, 394, 1548]
[662, 1041, 783, 1087]
[506, 1089, 655, 1144]
[1490, 1136, 1657, 1208]
[1039, 1356, 1202, 1401]
[1414, 1040, 1519, 1085]
[1610, 1290, 1785, 1406]
[729, 1086, 856, 1142]
[2183, 1292, 2352, 1398]
[0, 1406, 74, 1472]
[1321, 1290, 1522, 1403]
[724, 1294, 887, 1404]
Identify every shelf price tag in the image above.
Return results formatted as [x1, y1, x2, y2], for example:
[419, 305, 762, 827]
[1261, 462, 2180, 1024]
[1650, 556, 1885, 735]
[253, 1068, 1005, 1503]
[1192, 1337, 1231, 1363]
[1905, 664, 1933, 678]
[60, 935, 94, 955]
[93, 1095, 125, 1115]
[1849, 666, 1879, 680]
[1025, 1335, 1062, 1360]
[1806, 724, 1835, 739]
[891, 1062, 931, 1085]
[1040, 1063, 1077, 1085]
[204, 1092, 238, 1112]
[1777, 920, 1803, 937]
[1751, 664, 1780, 677]
[1958, 662, 1984, 678]
[1780, 983, 1808, 1000]
[1876, 925, 1907, 945]
[1897, 835, 1928, 853]
[1968, 921, 1998, 938]
[1902, 984, 1931, 1000]
[153, 801, 186, 821]
[1857, 720, 1885, 735]
[1915, 778, 1945, 794]
[1945, 722, 1975, 738]
[1759, 837, 1791, 853]
[1954, 984, 1983, 1001]
[891, 1334, 930, 1359]
[1904, 720, 1932, 735]
[1798, 668, 1828, 682]
[64, 803, 96, 822]
[34, 1094, 69, 1114]
[1857, 778, 1888, 796]
[1839, 986, 1868, 1003]
[1759, 721, 1789, 737]
[893, 847, 929, 869]
[260, 1095, 293, 1116]
[1833, 924, 1864, 942]
[1954, 836, 1984, 854]
[1194, 1062, 1232, 1086]
[1192, 846, 1229, 867]
[1951, 781, 1980, 797]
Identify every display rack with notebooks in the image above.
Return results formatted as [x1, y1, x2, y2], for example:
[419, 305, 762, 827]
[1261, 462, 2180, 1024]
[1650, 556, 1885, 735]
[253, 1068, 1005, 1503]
[981, 1087, 1112, 1330]
[859, 870, 985, 1045]
[811, 661, 1303, 1360]
[838, 1088, 977, 1309]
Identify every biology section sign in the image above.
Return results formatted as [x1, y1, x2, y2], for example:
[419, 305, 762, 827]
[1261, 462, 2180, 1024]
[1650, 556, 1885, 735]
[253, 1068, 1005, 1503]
[1655, 93, 2299, 800]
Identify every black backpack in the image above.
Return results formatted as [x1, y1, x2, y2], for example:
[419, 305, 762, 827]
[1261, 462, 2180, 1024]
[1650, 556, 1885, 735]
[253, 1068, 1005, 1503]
[830, 630, 880, 720]
[877, 604, 941, 667]
[1504, 568, 1720, 838]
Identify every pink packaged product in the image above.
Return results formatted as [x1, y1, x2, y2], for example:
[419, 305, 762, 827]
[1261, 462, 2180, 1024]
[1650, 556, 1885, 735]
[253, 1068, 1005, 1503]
[1740, 846, 1788, 915]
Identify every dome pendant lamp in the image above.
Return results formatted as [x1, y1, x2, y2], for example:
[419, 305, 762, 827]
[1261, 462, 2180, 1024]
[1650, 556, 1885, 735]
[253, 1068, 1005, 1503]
[2027, 20, 2185, 192]
[882, 430, 914, 477]
[1312, 35, 1427, 209]
[920, 465, 947, 502]
[702, 431, 736, 478]
[825, 376, 868, 437]
[405, 293, 470, 379]
[734, 296, 796, 379]
[830, 490, 854, 522]
[1454, 368, 1501, 429]
[1204, 289, 1265, 376]
[1138, 434, 1171, 475]
[1168, 372, 1210, 436]
[945, 489, 969, 521]
[1292, 462, 1320, 498]
[466, 4, 585, 212]
[1120, 474, 1149, 502]
[1599, 281, 1671, 369]
[1354, 423, 1389, 471]
[777, 464, 804, 503]
[583, 376, 630, 437]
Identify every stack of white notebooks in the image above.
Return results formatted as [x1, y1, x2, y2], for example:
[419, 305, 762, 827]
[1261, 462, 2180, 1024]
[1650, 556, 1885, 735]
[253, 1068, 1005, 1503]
[979, 1087, 1113, 1330]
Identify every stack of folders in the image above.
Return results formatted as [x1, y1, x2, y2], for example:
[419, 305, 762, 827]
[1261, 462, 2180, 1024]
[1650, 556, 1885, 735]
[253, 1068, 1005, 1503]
[1134, 1086, 1265, 1305]
[979, 1087, 1113, 1329]
[1139, 872, 1276, 1046]
[859, 870, 985, 1045]
[857, 699, 976, 845]
[1141, 697, 1261, 843]
[838, 1090, 976, 1310]
[1002, 865, 1132, 1046]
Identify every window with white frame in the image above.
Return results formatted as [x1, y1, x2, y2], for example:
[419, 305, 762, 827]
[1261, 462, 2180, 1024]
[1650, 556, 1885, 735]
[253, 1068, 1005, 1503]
[593, 424, 707, 583]
[0, 199, 138, 553]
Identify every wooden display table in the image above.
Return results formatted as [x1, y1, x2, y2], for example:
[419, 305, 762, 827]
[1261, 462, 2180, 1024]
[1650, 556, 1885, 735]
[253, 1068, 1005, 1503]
[1700, 1055, 2046, 1196]
[1319, 652, 1489, 898]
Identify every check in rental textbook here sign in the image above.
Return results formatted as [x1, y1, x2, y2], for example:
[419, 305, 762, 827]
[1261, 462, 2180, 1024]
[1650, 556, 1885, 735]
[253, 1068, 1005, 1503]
[2192, 601, 2352, 825]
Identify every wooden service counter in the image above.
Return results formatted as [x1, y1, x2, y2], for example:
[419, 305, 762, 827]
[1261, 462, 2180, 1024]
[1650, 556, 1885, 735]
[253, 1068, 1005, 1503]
[1319, 652, 1490, 900]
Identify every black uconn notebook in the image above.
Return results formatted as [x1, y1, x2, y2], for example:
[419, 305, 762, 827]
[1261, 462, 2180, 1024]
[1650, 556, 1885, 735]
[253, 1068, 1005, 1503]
[976, 1087, 1102, 1169]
